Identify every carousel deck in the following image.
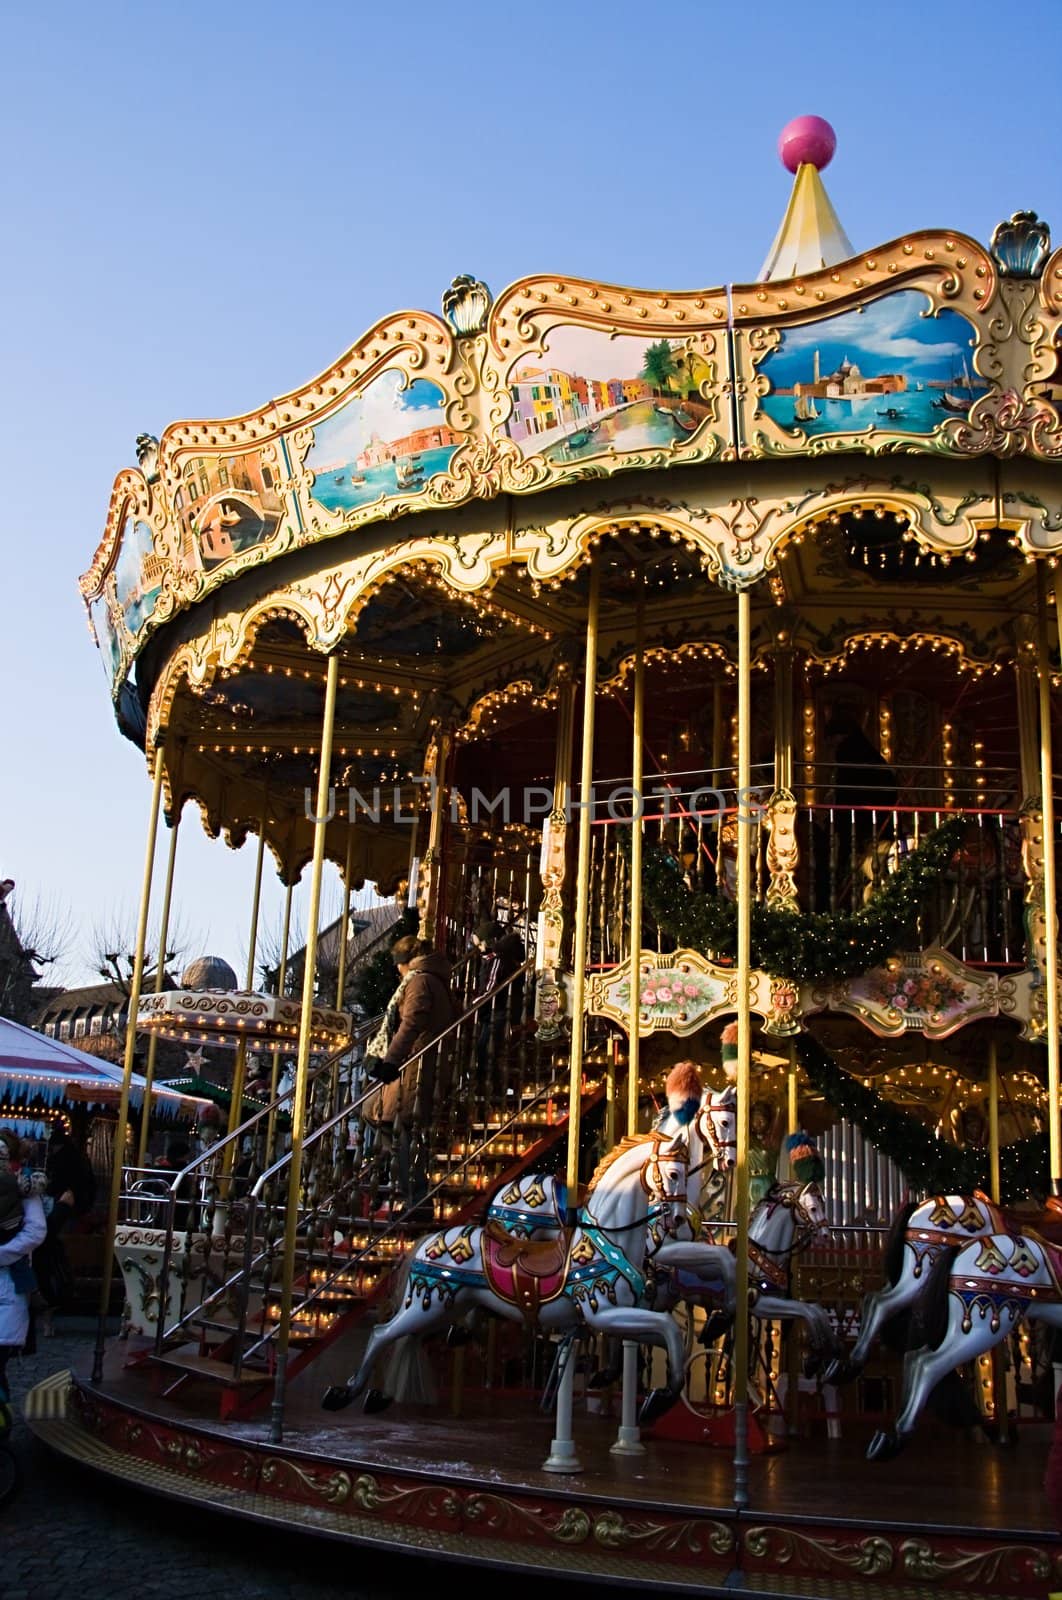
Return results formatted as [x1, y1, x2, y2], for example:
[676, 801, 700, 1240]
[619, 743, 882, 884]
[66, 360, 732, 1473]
[23, 1332, 1062, 1598]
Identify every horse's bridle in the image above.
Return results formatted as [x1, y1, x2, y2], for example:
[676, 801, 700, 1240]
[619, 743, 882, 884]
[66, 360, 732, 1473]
[756, 1182, 824, 1261]
[584, 1140, 690, 1249]
[689, 1093, 737, 1181]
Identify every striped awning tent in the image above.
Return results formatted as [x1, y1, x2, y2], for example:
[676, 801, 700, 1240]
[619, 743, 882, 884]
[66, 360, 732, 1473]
[0, 1014, 211, 1138]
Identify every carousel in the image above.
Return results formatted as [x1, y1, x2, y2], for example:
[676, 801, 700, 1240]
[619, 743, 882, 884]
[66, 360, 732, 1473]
[25, 116, 1062, 1594]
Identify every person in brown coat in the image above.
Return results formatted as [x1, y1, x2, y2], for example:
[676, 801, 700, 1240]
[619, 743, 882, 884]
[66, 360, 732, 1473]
[365, 936, 455, 1206]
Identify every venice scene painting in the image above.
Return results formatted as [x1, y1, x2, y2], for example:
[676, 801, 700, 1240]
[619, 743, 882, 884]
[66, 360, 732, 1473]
[504, 325, 714, 463]
[758, 289, 987, 437]
[89, 593, 123, 682]
[307, 371, 461, 514]
[113, 516, 163, 636]
[176, 449, 287, 576]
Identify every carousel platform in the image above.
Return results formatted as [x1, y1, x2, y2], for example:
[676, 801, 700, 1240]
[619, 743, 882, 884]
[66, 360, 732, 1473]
[23, 1332, 1062, 1598]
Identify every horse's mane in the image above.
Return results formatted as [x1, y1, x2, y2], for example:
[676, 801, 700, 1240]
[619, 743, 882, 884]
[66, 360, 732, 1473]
[584, 1133, 655, 1199]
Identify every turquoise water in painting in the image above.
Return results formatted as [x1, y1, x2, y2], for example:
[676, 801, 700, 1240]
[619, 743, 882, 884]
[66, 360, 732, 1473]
[311, 444, 458, 512]
[760, 387, 985, 436]
[122, 586, 161, 636]
[542, 400, 690, 463]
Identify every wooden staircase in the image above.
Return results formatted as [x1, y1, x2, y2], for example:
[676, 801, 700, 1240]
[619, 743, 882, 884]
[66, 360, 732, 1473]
[138, 1044, 604, 1419]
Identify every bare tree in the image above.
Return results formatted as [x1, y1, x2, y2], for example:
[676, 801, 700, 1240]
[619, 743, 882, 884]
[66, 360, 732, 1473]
[0, 880, 76, 1022]
[256, 907, 306, 997]
[87, 908, 200, 996]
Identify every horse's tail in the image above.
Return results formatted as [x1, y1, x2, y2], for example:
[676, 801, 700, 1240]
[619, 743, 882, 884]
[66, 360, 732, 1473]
[882, 1199, 920, 1287]
[908, 1243, 961, 1353]
[381, 1244, 418, 1321]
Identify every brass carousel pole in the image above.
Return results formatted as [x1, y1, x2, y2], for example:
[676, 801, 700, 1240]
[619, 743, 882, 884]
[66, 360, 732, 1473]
[93, 742, 165, 1383]
[565, 556, 600, 1204]
[733, 585, 753, 1509]
[265, 880, 294, 1167]
[335, 826, 354, 1007]
[987, 1037, 1001, 1204]
[627, 585, 645, 1139]
[136, 802, 181, 1169]
[271, 652, 339, 1442]
[1036, 565, 1061, 1189]
[987, 1033, 1007, 1433]
[544, 555, 599, 1475]
[787, 1041, 799, 1137]
[224, 808, 268, 1171]
[611, 582, 646, 1461]
[785, 1037, 800, 1433]
[331, 827, 355, 1114]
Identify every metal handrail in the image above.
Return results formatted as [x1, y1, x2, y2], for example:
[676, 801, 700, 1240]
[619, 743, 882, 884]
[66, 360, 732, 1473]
[229, 956, 541, 1368]
[149, 1017, 379, 1355]
[248, 955, 537, 1203]
[238, 1064, 572, 1367]
[149, 944, 479, 1353]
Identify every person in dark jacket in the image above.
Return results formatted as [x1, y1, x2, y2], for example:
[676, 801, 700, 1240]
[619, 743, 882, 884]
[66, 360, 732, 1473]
[826, 713, 898, 829]
[33, 1127, 94, 1328]
[817, 712, 899, 908]
[365, 936, 455, 1207]
[472, 919, 525, 1080]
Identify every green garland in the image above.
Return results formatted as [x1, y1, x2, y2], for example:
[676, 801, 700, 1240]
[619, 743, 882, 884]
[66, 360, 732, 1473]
[797, 1033, 1048, 1203]
[641, 815, 966, 982]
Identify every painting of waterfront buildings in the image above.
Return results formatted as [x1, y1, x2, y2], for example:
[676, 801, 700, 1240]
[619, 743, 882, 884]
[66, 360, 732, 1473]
[758, 289, 987, 437]
[504, 326, 714, 462]
[307, 372, 461, 514]
[173, 448, 286, 575]
[113, 516, 163, 636]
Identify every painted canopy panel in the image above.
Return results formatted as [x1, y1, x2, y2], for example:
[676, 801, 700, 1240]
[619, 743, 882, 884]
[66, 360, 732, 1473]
[305, 374, 461, 515]
[754, 291, 984, 445]
[80, 228, 1062, 704]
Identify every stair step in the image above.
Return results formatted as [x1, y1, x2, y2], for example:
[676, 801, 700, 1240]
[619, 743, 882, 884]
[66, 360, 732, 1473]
[149, 1351, 271, 1386]
[262, 1281, 374, 1303]
[191, 1316, 261, 1338]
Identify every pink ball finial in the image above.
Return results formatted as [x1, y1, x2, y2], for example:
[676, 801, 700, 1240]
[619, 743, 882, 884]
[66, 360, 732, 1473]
[778, 116, 837, 175]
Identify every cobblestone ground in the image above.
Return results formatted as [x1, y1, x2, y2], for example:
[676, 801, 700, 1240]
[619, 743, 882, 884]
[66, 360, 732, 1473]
[2, 1321, 550, 1600]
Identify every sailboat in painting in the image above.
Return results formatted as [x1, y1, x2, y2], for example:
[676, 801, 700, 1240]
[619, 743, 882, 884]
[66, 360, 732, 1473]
[932, 356, 978, 414]
[793, 384, 819, 423]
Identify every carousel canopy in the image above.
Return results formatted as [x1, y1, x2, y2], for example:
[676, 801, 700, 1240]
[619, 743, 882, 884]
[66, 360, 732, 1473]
[136, 987, 351, 1053]
[0, 1014, 212, 1119]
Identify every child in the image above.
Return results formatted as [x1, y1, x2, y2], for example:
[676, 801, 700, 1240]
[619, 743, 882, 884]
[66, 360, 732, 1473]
[0, 1137, 47, 1420]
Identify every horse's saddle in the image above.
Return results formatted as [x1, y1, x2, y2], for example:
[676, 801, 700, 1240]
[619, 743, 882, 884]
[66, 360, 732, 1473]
[1007, 1195, 1062, 1247]
[483, 1218, 572, 1318]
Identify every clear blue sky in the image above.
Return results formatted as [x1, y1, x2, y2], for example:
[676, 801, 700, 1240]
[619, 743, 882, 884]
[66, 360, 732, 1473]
[1, 0, 1058, 988]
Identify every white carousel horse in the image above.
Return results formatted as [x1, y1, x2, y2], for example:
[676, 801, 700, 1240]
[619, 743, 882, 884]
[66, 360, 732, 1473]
[345, 1091, 739, 1394]
[658, 1084, 738, 1217]
[656, 1180, 837, 1357]
[322, 1130, 695, 1423]
[826, 1190, 1041, 1383]
[592, 1178, 841, 1387]
[485, 1085, 737, 1245]
[866, 1223, 1062, 1461]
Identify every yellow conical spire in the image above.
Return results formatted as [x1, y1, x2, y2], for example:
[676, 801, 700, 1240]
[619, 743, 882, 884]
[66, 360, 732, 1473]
[759, 117, 853, 282]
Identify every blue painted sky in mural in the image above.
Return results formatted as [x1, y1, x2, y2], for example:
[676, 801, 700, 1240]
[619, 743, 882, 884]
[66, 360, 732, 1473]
[308, 375, 449, 471]
[1, 0, 1058, 980]
[761, 292, 975, 387]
